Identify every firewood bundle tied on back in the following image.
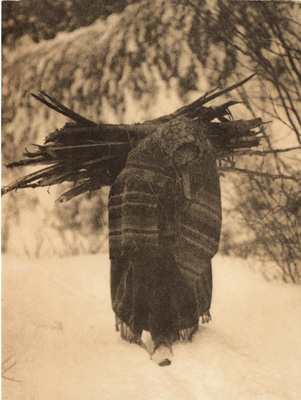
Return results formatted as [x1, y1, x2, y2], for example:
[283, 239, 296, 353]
[2, 75, 266, 203]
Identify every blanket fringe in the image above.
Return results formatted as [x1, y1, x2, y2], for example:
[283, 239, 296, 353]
[201, 310, 211, 324]
[115, 317, 142, 345]
[178, 312, 211, 341]
[179, 323, 199, 342]
[116, 312, 211, 345]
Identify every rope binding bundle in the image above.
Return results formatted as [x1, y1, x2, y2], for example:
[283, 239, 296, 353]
[2, 74, 268, 202]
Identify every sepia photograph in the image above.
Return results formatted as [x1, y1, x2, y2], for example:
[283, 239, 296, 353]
[1, 0, 301, 399]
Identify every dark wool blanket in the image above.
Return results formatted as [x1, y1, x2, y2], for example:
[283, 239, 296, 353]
[108, 118, 222, 336]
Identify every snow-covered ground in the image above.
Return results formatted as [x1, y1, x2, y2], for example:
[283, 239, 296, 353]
[2, 253, 301, 400]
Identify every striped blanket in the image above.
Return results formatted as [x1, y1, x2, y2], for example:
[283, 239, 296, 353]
[109, 118, 222, 281]
[108, 118, 222, 334]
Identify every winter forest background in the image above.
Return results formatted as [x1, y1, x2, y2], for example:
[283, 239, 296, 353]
[2, 0, 300, 283]
[1, 1, 301, 399]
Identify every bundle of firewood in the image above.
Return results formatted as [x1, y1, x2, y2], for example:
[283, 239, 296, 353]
[2, 75, 266, 202]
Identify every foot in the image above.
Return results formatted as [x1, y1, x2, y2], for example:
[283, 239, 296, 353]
[151, 344, 173, 366]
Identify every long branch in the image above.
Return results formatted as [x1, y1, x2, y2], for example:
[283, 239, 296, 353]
[218, 166, 298, 181]
[232, 146, 301, 157]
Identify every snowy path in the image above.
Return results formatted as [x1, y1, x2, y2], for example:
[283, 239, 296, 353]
[2, 253, 301, 400]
